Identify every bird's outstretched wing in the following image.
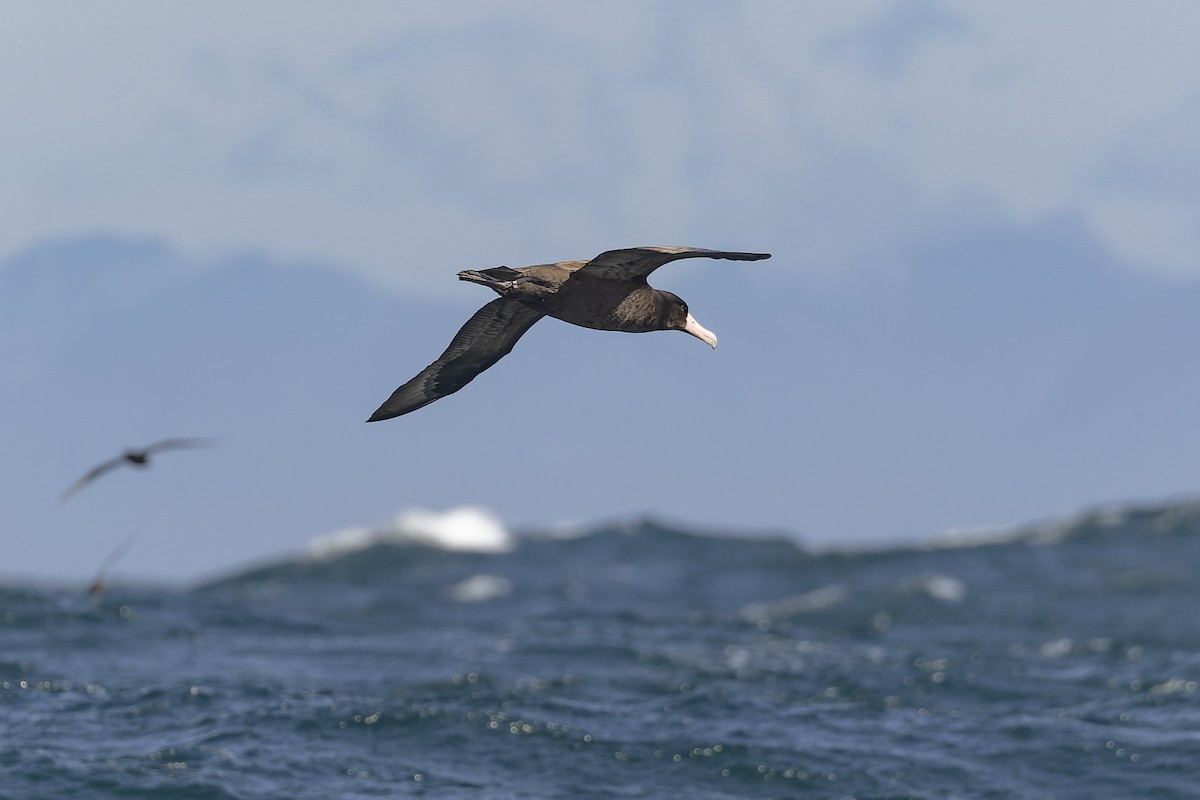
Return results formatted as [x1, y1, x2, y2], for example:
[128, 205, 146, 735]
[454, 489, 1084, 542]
[61, 438, 213, 500]
[575, 246, 771, 282]
[61, 457, 128, 501]
[87, 536, 137, 596]
[368, 298, 546, 421]
[143, 437, 216, 455]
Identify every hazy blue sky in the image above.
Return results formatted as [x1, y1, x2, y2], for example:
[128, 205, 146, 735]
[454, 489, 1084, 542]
[4, 2, 1200, 582]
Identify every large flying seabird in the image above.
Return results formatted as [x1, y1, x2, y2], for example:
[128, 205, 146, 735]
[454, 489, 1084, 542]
[368, 245, 770, 421]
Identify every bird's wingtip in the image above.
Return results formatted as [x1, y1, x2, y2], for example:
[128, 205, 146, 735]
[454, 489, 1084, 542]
[366, 405, 397, 423]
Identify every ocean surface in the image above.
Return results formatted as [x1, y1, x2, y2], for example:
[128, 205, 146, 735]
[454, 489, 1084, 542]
[4, 501, 1200, 799]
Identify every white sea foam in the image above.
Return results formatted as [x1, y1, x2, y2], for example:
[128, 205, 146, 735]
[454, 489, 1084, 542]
[901, 573, 968, 603]
[932, 507, 1134, 549]
[920, 574, 967, 603]
[931, 498, 1200, 551]
[741, 584, 849, 623]
[932, 522, 1025, 549]
[444, 574, 513, 603]
[306, 507, 514, 559]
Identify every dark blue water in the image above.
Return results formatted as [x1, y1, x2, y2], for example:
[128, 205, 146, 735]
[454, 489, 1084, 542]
[4, 500, 1200, 799]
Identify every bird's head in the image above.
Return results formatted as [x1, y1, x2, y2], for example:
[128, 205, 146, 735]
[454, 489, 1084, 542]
[660, 292, 718, 349]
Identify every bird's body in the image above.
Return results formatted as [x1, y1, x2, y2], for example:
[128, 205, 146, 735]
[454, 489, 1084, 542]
[61, 438, 214, 500]
[369, 246, 771, 421]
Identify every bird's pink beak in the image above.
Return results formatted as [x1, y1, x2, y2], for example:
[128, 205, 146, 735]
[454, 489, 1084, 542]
[683, 312, 718, 349]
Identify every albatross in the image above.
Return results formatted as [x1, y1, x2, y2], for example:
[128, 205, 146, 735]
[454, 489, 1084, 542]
[368, 245, 771, 421]
[61, 438, 215, 500]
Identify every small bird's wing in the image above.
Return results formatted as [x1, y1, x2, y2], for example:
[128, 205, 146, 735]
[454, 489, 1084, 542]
[88, 536, 137, 596]
[368, 298, 546, 421]
[143, 437, 216, 455]
[575, 246, 771, 282]
[61, 456, 128, 501]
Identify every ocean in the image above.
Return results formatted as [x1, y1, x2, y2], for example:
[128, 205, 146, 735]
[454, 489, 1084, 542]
[3, 501, 1200, 799]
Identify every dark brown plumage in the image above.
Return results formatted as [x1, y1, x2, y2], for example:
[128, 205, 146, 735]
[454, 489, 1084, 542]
[368, 246, 771, 421]
[61, 438, 215, 500]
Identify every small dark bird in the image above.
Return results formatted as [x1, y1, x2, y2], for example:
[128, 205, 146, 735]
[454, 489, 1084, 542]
[61, 438, 214, 500]
[87, 536, 136, 596]
[368, 245, 771, 421]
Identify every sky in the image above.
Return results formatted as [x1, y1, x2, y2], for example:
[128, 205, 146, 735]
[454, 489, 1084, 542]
[4, 1, 1200, 582]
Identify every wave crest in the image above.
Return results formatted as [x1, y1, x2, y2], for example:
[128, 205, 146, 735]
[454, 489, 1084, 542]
[306, 506, 514, 559]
